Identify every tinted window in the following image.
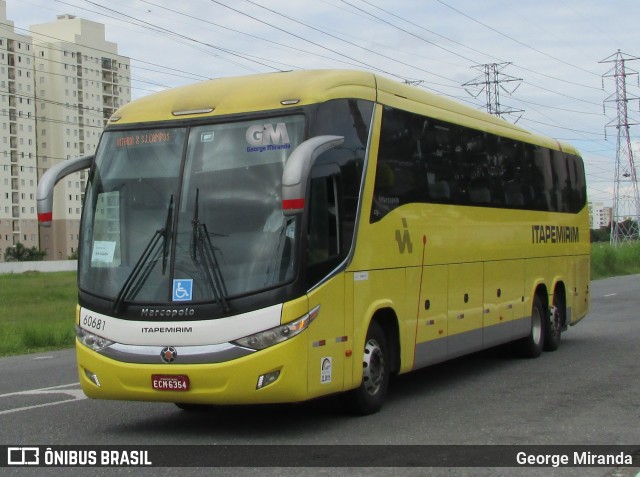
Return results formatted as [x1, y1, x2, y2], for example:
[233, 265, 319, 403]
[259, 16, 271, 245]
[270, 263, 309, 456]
[309, 99, 374, 256]
[372, 106, 586, 222]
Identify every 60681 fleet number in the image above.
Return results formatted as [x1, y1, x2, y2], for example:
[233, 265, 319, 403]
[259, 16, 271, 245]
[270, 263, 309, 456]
[82, 315, 106, 332]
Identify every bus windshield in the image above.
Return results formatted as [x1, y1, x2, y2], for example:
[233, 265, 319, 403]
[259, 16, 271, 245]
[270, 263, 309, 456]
[79, 116, 305, 309]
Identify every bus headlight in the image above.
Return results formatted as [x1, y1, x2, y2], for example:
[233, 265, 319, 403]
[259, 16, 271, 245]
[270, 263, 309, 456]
[233, 305, 320, 351]
[76, 325, 114, 351]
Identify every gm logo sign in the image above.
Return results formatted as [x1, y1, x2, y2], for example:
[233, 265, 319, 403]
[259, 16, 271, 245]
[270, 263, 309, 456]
[7, 447, 39, 465]
[245, 123, 290, 146]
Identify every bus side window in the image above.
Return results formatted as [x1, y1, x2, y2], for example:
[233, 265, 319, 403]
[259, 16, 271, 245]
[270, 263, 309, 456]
[568, 156, 587, 212]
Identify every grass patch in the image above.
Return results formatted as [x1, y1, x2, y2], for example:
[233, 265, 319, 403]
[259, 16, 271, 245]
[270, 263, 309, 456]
[591, 241, 640, 280]
[0, 271, 77, 356]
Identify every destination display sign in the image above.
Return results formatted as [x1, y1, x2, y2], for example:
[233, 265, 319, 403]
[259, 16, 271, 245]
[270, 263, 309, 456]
[115, 131, 172, 148]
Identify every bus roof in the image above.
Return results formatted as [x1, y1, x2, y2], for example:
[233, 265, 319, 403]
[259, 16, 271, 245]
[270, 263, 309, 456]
[109, 69, 578, 155]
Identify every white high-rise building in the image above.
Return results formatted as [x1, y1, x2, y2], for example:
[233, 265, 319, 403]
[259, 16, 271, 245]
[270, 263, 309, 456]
[0, 1, 38, 256]
[589, 202, 612, 230]
[0, 2, 131, 261]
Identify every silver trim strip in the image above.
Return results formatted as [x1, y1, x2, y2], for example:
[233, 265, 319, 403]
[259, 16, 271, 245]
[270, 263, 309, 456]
[412, 316, 534, 371]
[98, 342, 255, 364]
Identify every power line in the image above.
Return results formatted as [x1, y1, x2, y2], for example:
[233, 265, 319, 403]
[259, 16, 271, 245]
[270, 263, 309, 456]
[207, 0, 418, 82]
[338, 0, 478, 64]
[351, 0, 601, 93]
[79, 0, 288, 72]
[435, 0, 601, 78]
[519, 117, 606, 138]
[51, 0, 609, 118]
[136, 0, 379, 73]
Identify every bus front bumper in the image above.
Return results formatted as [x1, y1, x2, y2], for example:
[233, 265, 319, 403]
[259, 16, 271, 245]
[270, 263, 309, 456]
[76, 337, 309, 405]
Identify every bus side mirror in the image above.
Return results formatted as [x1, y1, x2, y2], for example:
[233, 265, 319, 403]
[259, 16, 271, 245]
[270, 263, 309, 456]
[281, 135, 344, 216]
[36, 155, 94, 227]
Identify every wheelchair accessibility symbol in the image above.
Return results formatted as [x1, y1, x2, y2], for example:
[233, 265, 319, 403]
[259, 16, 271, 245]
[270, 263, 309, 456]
[173, 279, 193, 302]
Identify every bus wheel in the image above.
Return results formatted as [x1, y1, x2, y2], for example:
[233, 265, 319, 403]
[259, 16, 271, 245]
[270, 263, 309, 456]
[345, 321, 389, 415]
[516, 295, 544, 358]
[544, 297, 563, 352]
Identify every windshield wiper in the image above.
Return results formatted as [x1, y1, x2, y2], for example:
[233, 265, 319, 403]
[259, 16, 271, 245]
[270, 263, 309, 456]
[191, 188, 229, 312]
[113, 195, 174, 314]
[162, 195, 174, 274]
[264, 216, 295, 286]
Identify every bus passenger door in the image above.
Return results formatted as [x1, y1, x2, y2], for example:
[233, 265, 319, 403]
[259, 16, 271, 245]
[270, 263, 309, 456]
[305, 171, 346, 398]
[447, 263, 483, 358]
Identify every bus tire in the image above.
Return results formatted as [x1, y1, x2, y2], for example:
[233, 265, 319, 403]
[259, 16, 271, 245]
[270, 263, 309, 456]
[345, 321, 389, 415]
[516, 295, 545, 358]
[544, 297, 563, 352]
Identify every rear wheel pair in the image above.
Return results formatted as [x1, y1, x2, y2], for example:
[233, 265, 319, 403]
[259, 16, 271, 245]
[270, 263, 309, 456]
[517, 294, 563, 358]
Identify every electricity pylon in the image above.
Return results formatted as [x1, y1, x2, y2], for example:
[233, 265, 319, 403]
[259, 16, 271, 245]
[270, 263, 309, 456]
[601, 50, 640, 246]
[463, 62, 523, 120]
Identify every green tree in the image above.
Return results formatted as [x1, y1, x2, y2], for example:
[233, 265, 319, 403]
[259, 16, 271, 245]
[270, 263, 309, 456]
[590, 225, 611, 243]
[4, 243, 46, 262]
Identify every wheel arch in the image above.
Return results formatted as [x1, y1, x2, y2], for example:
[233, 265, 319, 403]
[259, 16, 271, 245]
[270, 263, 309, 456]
[369, 307, 401, 375]
[552, 280, 568, 329]
[533, 282, 549, 312]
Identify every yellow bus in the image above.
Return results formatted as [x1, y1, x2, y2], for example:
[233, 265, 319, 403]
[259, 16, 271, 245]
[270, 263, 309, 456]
[37, 70, 590, 414]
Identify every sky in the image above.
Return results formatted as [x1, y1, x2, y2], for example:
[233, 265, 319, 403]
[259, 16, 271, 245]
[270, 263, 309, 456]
[5, 0, 640, 207]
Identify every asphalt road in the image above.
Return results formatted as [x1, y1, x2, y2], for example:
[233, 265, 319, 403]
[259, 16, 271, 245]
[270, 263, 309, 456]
[1, 274, 639, 477]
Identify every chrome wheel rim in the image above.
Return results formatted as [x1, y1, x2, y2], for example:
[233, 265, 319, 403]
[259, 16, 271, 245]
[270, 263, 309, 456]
[531, 305, 543, 345]
[362, 338, 385, 396]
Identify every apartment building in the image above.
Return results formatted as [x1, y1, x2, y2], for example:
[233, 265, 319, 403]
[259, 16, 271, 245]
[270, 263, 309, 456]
[589, 202, 612, 230]
[0, 1, 38, 257]
[0, 2, 131, 260]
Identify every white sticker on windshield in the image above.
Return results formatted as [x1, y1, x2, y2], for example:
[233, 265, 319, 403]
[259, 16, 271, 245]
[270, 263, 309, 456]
[92, 241, 116, 263]
[201, 131, 214, 142]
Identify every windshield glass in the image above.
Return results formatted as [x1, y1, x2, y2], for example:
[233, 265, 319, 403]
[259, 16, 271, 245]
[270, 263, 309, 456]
[79, 116, 305, 308]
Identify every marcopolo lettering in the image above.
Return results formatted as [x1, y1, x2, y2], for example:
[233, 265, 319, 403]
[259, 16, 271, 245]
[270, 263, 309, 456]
[531, 225, 579, 244]
[140, 307, 195, 318]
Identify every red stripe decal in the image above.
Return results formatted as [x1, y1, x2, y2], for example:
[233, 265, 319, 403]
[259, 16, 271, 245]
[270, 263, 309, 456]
[38, 212, 53, 223]
[282, 198, 305, 210]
